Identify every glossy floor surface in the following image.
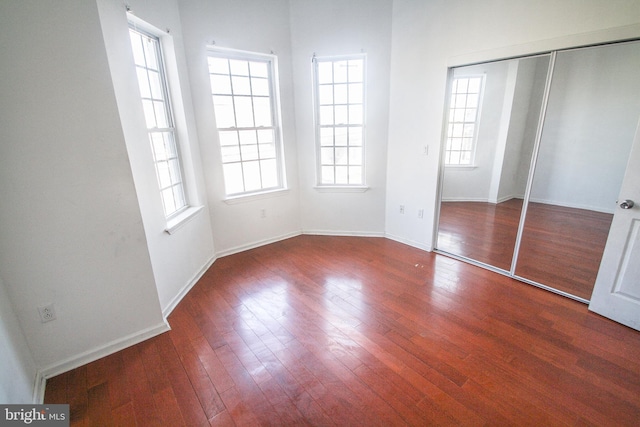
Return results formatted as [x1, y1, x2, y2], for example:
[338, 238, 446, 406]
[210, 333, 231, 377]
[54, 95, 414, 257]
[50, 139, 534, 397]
[45, 236, 640, 425]
[437, 200, 612, 300]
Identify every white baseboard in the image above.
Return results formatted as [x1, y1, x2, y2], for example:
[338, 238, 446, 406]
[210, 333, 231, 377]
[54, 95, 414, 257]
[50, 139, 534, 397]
[162, 255, 217, 319]
[214, 231, 302, 258]
[384, 232, 433, 252]
[302, 229, 385, 238]
[33, 321, 170, 403]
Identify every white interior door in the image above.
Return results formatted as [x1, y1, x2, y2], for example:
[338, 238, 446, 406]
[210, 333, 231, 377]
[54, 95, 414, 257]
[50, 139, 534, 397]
[589, 119, 640, 330]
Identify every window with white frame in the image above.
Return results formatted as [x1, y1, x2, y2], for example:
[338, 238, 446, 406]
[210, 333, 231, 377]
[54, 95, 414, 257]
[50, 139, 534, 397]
[129, 26, 187, 217]
[313, 55, 366, 185]
[445, 76, 484, 166]
[207, 49, 285, 197]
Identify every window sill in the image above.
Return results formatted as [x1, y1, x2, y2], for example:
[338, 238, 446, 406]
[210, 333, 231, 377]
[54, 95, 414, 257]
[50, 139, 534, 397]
[224, 188, 290, 205]
[314, 185, 370, 193]
[165, 205, 204, 235]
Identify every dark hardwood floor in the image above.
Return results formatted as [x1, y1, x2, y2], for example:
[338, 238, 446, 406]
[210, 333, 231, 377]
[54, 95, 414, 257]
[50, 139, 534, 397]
[44, 235, 640, 426]
[437, 200, 613, 300]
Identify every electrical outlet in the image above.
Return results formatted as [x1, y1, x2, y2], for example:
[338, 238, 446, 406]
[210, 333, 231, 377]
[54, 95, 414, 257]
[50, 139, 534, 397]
[260, 209, 266, 218]
[399, 205, 405, 214]
[418, 209, 424, 219]
[38, 303, 56, 323]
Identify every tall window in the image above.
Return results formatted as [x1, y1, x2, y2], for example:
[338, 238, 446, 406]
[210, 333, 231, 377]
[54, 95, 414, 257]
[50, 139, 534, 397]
[129, 27, 187, 217]
[445, 76, 484, 166]
[313, 55, 366, 185]
[207, 49, 285, 196]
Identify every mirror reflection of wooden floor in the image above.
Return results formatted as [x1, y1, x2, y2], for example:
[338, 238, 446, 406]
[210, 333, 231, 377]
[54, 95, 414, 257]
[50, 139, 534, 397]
[438, 199, 613, 300]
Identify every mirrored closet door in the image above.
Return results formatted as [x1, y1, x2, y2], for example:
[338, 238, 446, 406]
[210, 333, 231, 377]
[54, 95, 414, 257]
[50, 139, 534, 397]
[435, 40, 640, 302]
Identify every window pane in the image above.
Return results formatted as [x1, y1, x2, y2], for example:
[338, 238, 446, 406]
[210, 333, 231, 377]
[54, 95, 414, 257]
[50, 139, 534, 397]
[157, 161, 171, 188]
[234, 97, 254, 127]
[257, 129, 273, 143]
[210, 74, 232, 95]
[208, 57, 229, 74]
[130, 34, 145, 66]
[349, 147, 362, 166]
[321, 147, 334, 165]
[335, 165, 348, 183]
[251, 77, 269, 96]
[320, 128, 333, 146]
[335, 105, 348, 125]
[223, 163, 244, 194]
[241, 143, 259, 161]
[154, 101, 168, 128]
[335, 127, 348, 146]
[142, 37, 158, 70]
[243, 161, 261, 191]
[348, 60, 363, 82]
[172, 185, 186, 212]
[320, 106, 334, 125]
[232, 76, 251, 95]
[162, 187, 176, 215]
[334, 84, 348, 104]
[229, 59, 249, 76]
[253, 97, 272, 127]
[349, 166, 362, 184]
[142, 100, 156, 128]
[213, 95, 236, 128]
[239, 130, 257, 145]
[219, 130, 239, 147]
[260, 159, 278, 188]
[148, 71, 163, 99]
[463, 124, 475, 137]
[318, 85, 333, 105]
[348, 105, 363, 125]
[136, 68, 151, 98]
[150, 133, 166, 161]
[168, 158, 182, 182]
[348, 83, 363, 104]
[333, 61, 348, 83]
[468, 77, 481, 93]
[249, 61, 268, 78]
[348, 127, 362, 146]
[259, 142, 276, 159]
[335, 147, 348, 165]
[318, 62, 333, 84]
[221, 145, 241, 163]
[321, 166, 334, 184]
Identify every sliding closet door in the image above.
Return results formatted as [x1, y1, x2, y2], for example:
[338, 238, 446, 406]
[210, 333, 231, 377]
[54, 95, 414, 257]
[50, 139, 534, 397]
[514, 41, 640, 300]
[436, 55, 550, 272]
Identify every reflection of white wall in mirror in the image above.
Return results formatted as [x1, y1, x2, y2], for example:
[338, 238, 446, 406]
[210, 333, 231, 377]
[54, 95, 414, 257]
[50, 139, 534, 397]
[530, 42, 640, 214]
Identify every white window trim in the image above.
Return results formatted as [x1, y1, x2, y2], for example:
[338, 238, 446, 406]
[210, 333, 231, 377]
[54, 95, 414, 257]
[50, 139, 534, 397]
[313, 53, 367, 188]
[207, 46, 288, 199]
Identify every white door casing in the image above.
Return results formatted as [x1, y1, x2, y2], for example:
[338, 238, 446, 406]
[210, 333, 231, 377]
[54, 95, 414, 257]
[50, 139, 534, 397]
[589, 119, 640, 331]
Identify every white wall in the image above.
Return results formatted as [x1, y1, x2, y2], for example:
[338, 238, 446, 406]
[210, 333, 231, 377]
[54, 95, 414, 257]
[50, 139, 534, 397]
[0, 0, 166, 375]
[289, 0, 392, 235]
[386, 0, 640, 250]
[177, 0, 303, 254]
[0, 274, 37, 403]
[96, 0, 216, 314]
[530, 41, 640, 213]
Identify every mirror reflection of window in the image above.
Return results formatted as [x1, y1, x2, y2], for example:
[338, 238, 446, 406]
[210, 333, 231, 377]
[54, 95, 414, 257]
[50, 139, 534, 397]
[445, 76, 484, 166]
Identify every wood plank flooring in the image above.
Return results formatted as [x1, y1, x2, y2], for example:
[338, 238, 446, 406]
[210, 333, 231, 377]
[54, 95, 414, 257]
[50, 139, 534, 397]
[44, 235, 640, 426]
[437, 200, 613, 300]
